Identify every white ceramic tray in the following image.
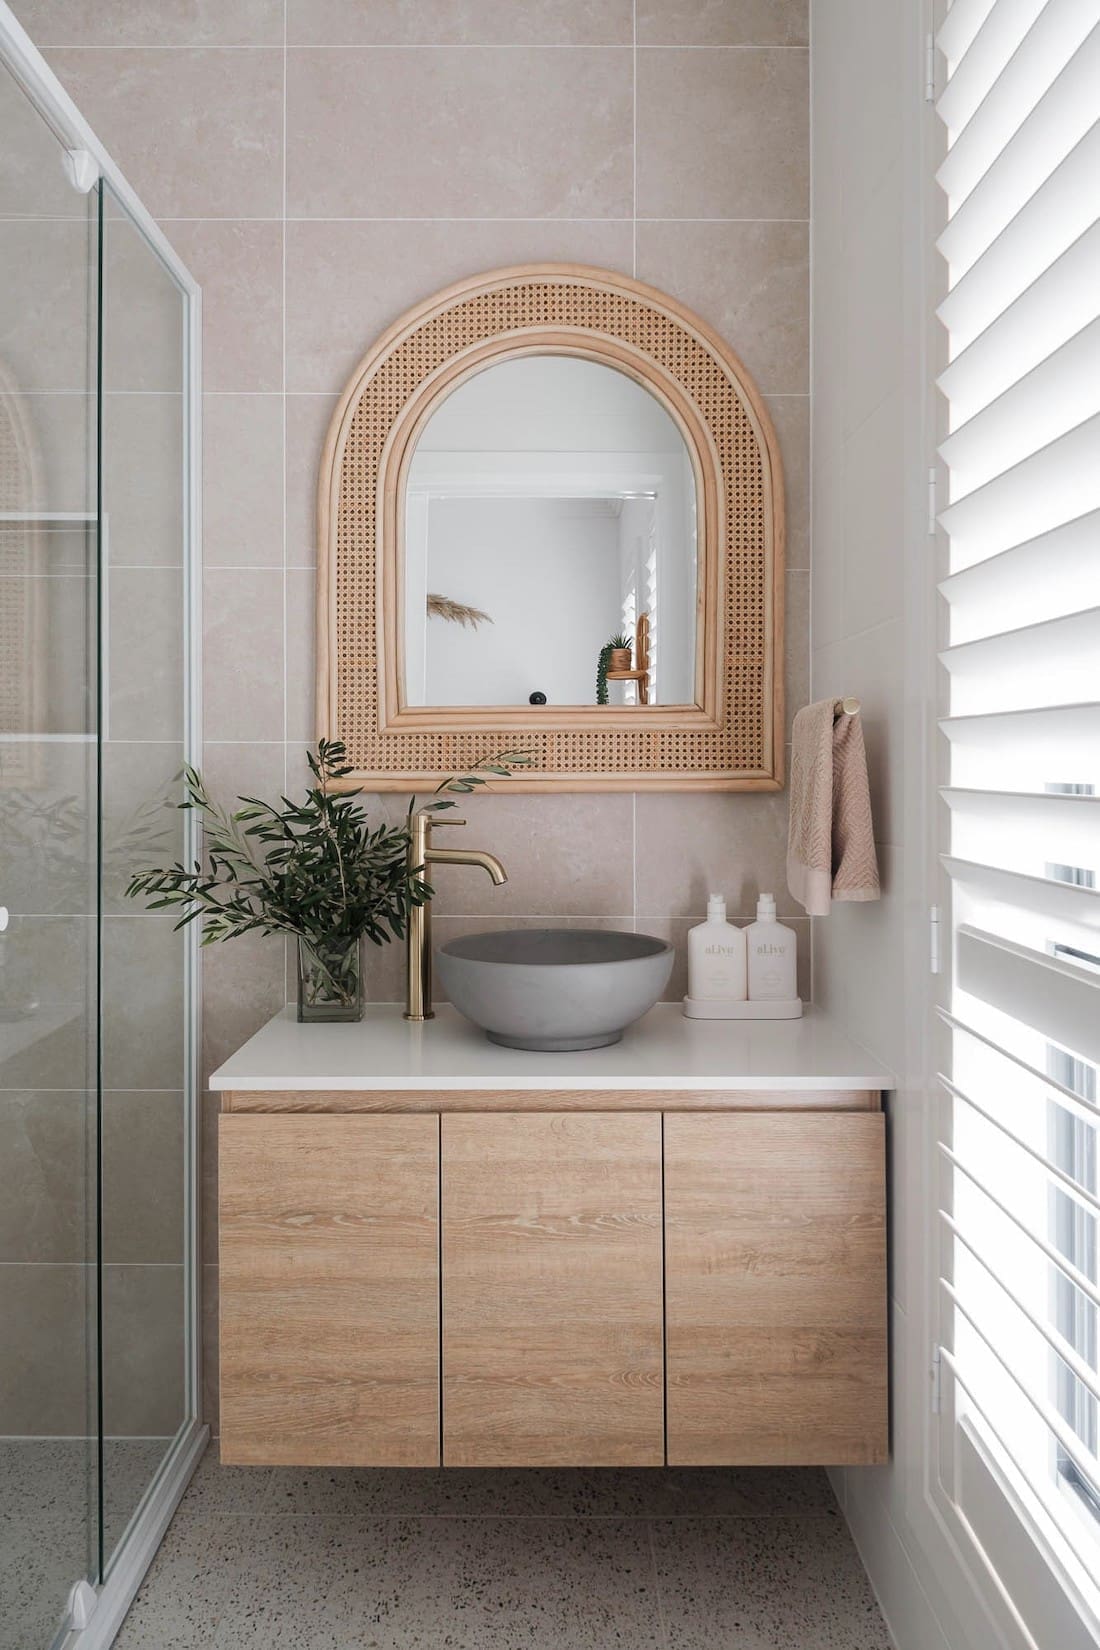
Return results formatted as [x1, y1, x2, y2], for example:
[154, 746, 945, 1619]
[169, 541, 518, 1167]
[682, 997, 803, 1020]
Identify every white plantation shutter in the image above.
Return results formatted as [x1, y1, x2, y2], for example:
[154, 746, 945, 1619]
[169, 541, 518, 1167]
[934, 0, 1100, 1638]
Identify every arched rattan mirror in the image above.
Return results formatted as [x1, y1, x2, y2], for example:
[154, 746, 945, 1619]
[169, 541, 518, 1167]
[317, 264, 784, 792]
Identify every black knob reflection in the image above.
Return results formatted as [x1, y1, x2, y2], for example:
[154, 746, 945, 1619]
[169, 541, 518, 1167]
[529, 691, 547, 705]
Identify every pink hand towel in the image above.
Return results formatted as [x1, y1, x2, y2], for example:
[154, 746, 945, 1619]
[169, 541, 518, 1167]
[787, 699, 881, 918]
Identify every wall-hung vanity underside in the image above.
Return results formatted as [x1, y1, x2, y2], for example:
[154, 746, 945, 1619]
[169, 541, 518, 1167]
[211, 1006, 890, 1470]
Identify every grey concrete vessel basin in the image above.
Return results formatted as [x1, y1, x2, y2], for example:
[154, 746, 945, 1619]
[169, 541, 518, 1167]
[434, 928, 675, 1051]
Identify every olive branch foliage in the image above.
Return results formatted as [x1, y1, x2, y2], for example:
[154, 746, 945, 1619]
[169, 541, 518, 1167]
[124, 740, 531, 950]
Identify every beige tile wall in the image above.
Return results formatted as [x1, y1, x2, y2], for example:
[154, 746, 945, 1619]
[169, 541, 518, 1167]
[18, 0, 810, 1429]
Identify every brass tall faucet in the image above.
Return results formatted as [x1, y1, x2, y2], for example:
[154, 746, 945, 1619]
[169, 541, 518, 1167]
[404, 809, 507, 1021]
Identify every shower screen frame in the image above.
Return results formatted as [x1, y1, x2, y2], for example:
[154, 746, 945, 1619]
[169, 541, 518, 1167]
[0, 4, 205, 1645]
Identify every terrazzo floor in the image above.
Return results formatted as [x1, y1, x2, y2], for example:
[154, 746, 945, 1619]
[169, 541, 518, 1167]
[0, 1438, 172, 1650]
[107, 1451, 894, 1649]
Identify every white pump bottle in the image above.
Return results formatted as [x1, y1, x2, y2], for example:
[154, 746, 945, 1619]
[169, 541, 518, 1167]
[745, 892, 798, 1001]
[686, 894, 747, 1001]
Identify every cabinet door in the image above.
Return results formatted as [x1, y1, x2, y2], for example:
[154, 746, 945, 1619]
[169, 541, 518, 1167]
[664, 1112, 887, 1466]
[442, 1113, 664, 1466]
[219, 1114, 440, 1465]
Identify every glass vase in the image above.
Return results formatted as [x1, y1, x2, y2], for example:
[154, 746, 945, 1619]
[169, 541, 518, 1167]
[296, 935, 363, 1023]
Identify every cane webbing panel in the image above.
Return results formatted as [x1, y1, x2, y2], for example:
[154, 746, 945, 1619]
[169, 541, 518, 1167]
[325, 267, 782, 790]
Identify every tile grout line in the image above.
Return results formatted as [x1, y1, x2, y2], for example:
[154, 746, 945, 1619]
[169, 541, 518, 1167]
[39, 43, 810, 52]
[632, 0, 638, 279]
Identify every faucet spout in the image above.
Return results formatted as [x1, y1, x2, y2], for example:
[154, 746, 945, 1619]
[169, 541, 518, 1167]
[424, 846, 507, 886]
[405, 811, 507, 1021]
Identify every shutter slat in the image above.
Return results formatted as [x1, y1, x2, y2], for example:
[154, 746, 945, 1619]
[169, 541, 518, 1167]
[938, 319, 1100, 493]
[937, 10, 1099, 208]
[942, 789, 1100, 872]
[940, 704, 1100, 785]
[956, 926, 1100, 1063]
[939, 607, 1100, 714]
[943, 857, 1100, 931]
[939, 511, 1100, 631]
[938, 414, 1100, 563]
[938, 0, 998, 68]
[936, 225, 1100, 426]
[937, 0, 1047, 136]
[936, 125, 1100, 353]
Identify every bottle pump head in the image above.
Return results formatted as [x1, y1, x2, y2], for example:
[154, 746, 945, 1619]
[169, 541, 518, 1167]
[757, 892, 777, 920]
[707, 893, 727, 921]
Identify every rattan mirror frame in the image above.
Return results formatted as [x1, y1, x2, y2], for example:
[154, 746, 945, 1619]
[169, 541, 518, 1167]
[317, 264, 784, 792]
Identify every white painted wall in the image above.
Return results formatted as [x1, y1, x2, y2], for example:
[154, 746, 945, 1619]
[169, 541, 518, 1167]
[421, 496, 620, 706]
[810, 5, 1030, 1648]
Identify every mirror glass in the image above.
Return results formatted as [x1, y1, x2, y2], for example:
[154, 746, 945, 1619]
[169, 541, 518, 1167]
[402, 356, 698, 708]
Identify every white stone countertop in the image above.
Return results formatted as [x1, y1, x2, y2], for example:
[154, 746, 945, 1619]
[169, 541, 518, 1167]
[209, 1002, 894, 1093]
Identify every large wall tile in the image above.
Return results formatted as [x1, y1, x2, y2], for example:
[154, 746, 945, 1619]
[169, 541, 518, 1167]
[427, 793, 635, 918]
[638, 0, 808, 46]
[286, 395, 337, 564]
[103, 393, 185, 566]
[102, 1091, 185, 1265]
[286, 219, 633, 393]
[161, 222, 283, 392]
[768, 395, 809, 570]
[358, 932, 408, 1007]
[202, 568, 284, 742]
[203, 395, 285, 568]
[200, 928, 287, 1080]
[13, 0, 282, 47]
[288, 0, 633, 45]
[46, 49, 283, 219]
[0, 220, 96, 393]
[101, 916, 186, 1090]
[102, 741, 187, 914]
[0, 915, 94, 1092]
[285, 568, 315, 743]
[102, 1263, 185, 1436]
[286, 48, 632, 220]
[198, 740, 289, 815]
[0, 1263, 92, 1433]
[101, 212, 184, 394]
[637, 48, 808, 220]
[108, 568, 185, 742]
[0, 1092, 91, 1264]
[636, 220, 808, 395]
[635, 789, 799, 919]
[1, 392, 94, 517]
[0, 740, 96, 916]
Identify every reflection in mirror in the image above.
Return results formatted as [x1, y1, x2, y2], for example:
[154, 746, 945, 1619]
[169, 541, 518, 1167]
[402, 356, 697, 708]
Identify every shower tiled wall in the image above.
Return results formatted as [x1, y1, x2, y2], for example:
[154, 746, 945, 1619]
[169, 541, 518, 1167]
[16, 0, 810, 1428]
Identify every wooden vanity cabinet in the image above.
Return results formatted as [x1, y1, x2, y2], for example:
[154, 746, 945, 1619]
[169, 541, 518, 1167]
[664, 1112, 888, 1466]
[217, 1091, 887, 1467]
[218, 1113, 440, 1466]
[441, 1112, 664, 1467]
